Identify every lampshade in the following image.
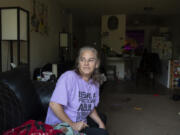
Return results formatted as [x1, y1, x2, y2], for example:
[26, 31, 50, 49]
[1, 8, 27, 41]
[60, 33, 68, 47]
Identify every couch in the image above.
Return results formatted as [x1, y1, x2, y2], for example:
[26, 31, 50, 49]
[0, 66, 107, 134]
[0, 66, 55, 134]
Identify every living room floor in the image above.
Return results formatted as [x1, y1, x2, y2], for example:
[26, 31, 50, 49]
[98, 79, 180, 135]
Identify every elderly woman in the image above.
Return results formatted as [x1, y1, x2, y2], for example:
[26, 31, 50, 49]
[45, 46, 108, 135]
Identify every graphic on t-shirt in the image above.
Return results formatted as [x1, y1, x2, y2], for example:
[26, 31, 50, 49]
[76, 91, 96, 121]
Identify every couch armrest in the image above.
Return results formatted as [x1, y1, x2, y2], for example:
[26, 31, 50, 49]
[32, 81, 55, 119]
[0, 83, 24, 134]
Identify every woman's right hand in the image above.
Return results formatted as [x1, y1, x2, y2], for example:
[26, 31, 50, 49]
[70, 121, 88, 131]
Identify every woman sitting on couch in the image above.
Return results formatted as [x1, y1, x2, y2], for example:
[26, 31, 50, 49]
[45, 46, 108, 135]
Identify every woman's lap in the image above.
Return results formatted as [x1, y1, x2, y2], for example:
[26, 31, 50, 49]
[81, 127, 109, 135]
[81, 113, 108, 135]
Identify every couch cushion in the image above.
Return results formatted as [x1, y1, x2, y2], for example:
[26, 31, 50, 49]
[0, 66, 44, 121]
[33, 81, 55, 121]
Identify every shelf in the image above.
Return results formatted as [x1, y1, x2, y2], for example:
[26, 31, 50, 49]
[170, 60, 180, 89]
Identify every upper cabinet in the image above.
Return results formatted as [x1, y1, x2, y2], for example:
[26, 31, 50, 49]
[101, 14, 126, 55]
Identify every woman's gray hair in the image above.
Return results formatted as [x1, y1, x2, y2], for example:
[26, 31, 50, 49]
[75, 46, 101, 84]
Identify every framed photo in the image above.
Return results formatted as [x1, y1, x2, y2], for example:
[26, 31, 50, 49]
[59, 33, 68, 47]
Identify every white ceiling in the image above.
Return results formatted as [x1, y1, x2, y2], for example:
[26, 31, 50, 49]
[59, 0, 180, 16]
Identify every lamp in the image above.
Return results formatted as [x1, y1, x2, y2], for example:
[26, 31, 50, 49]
[59, 32, 68, 48]
[59, 32, 70, 62]
[0, 7, 30, 72]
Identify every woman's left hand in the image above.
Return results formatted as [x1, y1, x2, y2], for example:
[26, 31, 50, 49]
[99, 122, 106, 129]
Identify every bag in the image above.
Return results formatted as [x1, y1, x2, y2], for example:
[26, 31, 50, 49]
[3, 120, 65, 135]
[54, 123, 86, 135]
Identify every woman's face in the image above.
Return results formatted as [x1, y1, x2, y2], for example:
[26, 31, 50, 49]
[78, 49, 98, 77]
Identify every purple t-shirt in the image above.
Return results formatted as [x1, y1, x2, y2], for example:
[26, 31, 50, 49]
[45, 70, 99, 125]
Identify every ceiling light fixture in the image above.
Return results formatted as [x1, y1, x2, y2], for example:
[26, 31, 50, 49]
[144, 7, 154, 12]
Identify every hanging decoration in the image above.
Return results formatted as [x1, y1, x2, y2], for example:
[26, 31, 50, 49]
[31, 0, 48, 35]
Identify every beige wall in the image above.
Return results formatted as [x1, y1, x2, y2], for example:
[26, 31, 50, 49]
[0, 0, 71, 77]
[101, 15, 126, 54]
